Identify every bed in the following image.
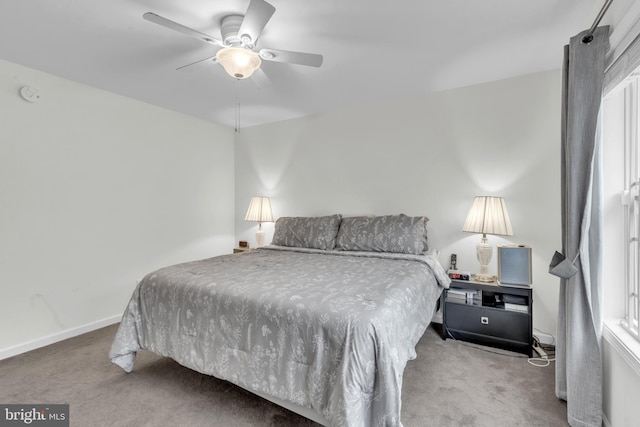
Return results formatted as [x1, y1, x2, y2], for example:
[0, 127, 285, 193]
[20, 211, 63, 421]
[109, 214, 450, 426]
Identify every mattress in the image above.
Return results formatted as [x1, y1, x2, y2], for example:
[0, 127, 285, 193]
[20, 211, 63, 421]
[109, 246, 449, 426]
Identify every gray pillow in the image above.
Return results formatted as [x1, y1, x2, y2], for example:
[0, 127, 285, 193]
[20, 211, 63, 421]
[335, 214, 429, 254]
[271, 214, 342, 250]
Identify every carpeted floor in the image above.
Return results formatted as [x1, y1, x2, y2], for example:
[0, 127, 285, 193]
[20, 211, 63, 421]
[0, 324, 567, 426]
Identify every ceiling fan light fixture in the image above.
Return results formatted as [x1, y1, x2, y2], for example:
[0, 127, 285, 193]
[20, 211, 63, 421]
[216, 47, 261, 79]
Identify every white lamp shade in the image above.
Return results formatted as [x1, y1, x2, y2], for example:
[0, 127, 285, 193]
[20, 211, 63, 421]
[463, 196, 513, 282]
[462, 196, 513, 236]
[216, 47, 261, 79]
[244, 196, 274, 223]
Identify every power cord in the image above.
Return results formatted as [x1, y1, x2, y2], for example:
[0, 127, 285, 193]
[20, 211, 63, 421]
[533, 327, 557, 346]
[442, 323, 557, 366]
[528, 336, 556, 367]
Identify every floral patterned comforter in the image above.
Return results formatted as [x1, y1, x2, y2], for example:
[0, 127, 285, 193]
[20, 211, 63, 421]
[109, 246, 450, 426]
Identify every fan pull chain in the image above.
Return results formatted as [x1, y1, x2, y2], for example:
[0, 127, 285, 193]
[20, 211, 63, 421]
[235, 79, 240, 133]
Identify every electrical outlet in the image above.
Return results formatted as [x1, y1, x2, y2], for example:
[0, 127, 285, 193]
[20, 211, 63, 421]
[534, 332, 554, 345]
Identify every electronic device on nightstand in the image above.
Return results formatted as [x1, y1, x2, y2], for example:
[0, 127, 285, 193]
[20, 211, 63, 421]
[497, 245, 532, 287]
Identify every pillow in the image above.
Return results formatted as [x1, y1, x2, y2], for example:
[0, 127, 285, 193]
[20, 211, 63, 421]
[335, 214, 429, 254]
[271, 214, 342, 250]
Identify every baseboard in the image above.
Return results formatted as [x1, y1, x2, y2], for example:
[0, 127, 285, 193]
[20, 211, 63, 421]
[0, 314, 122, 361]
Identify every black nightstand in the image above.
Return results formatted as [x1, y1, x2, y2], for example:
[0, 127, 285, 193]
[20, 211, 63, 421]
[442, 279, 533, 357]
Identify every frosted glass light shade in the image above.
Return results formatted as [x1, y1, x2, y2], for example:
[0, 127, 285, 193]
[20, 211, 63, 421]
[216, 47, 261, 79]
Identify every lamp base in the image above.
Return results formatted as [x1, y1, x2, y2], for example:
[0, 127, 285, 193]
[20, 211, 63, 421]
[255, 228, 265, 247]
[472, 273, 495, 283]
[475, 235, 494, 282]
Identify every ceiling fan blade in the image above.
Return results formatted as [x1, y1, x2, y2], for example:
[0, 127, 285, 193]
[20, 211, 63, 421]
[176, 55, 218, 71]
[259, 49, 323, 67]
[143, 12, 224, 47]
[251, 67, 271, 89]
[238, 0, 276, 46]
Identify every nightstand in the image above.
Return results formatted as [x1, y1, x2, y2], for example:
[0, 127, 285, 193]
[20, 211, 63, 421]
[442, 279, 533, 357]
[233, 247, 254, 254]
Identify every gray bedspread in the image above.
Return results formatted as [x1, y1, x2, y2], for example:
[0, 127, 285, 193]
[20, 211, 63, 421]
[109, 246, 450, 426]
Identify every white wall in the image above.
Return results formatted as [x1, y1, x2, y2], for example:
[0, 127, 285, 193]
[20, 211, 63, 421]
[602, 336, 640, 427]
[0, 59, 235, 356]
[235, 70, 562, 337]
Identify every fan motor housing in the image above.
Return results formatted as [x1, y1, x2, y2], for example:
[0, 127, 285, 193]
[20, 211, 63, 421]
[221, 15, 247, 47]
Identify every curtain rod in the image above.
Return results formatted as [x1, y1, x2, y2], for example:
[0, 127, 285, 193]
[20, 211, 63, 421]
[582, 0, 614, 43]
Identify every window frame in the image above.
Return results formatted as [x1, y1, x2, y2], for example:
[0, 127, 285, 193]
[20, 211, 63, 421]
[620, 76, 640, 342]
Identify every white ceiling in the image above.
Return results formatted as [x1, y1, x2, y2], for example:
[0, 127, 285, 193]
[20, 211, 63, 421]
[0, 0, 598, 129]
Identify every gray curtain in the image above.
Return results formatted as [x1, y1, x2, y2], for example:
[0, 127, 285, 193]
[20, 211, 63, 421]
[549, 26, 608, 427]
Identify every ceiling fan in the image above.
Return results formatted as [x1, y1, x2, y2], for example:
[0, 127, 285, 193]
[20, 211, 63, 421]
[143, 0, 323, 80]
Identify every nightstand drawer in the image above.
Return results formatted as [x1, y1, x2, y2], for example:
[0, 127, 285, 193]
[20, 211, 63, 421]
[444, 302, 530, 343]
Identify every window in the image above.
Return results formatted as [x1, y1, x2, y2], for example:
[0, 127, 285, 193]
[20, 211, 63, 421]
[603, 50, 640, 372]
[620, 75, 640, 341]
[600, 0, 640, 382]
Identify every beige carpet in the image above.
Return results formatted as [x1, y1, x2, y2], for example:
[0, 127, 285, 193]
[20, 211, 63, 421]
[0, 324, 567, 426]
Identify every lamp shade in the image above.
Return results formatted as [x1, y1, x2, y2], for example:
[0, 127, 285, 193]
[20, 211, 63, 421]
[463, 196, 513, 236]
[216, 47, 261, 79]
[244, 196, 274, 223]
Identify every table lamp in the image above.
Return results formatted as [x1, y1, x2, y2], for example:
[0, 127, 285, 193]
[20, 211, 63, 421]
[244, 196, 274, 247]
[462, 196, 513, 282]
